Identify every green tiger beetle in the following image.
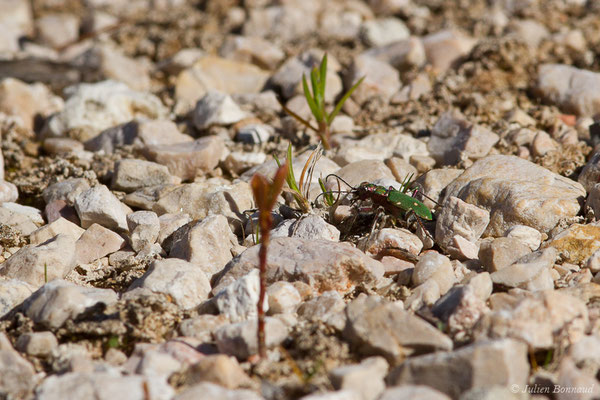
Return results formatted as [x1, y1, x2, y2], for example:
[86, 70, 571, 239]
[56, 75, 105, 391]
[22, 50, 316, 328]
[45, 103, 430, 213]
[316, 173, 436, 241]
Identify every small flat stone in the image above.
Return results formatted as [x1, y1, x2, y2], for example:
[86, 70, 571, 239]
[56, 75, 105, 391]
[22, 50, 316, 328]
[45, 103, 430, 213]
[178, 314, 229, 342]
[412, 252, 456, 295]
[343, 294, 453, 364]
[536, 64, 600, 117]
[431, 285, 490, 337]
[75, 44, 151, 91]
[127, 211, 160, 252]
[157, 213, 192, 246]
[128, 258, 211, 310]
[83, 121, 138, 153]
[219, 35, 285, 70]
[44, 200, 80, 225]
[1, 202, 43, 225]
[404, 280, 441, 311]
[267, 281, 302, 315]
[74, 223, 126, 265]
[0, 333, 38, 400]
[144, 136, 225, 181]
[30, 217, 85, 246]
[422, 29, 476, 72]
[475, 290, 588, 350]
[360, 17, 409, 47]
[0, 278, 35, 318]
[35, 13, 79, 48]
[42, 80, 168, 141]
[111, 159, 174, 193]
[24, 279, 118, 329]
[43, 178, 90, 205]
[359, 228, 422, 258]
[286, 215, 340, 242]
[504, 225, 542, 251]
[329, 159, 394, 188]
[15, 331, 58, 357]
[243, 4, 317, 41]
[387, 339, 529, 398]
[182, 354, 254, 389]
[0, 234, 76, 288]
[192, 91, 248, 130]
[0, 180, 18, 204]
[152, 181, 253, 235]
[329, 356, 389, 400]
[549, 224, 600, 264]
[490, 247, 557, 290]
[214, 269, 267, 323]
[175, 56, 269, 114]
[42, 138, 84, 155]
[0, 205, 39, 235]
[0, 77, 63, 130]
[346, 54, 400, 104]
[214, 317, 288, 360]
[428, 112, 499, 165]
[169, 214, 237, 277]
[478, 237, 531, 272]
[364, 37, 426, 71]
[224, 151, 267, 175]
[297, 291, 346, 327]
[74, 185, 131, 232]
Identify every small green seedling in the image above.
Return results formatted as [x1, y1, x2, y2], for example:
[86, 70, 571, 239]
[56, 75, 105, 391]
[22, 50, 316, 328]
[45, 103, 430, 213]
[250, 164, 287, 359]
[318, 177, 335, 207]
[280, 54, 364, 150]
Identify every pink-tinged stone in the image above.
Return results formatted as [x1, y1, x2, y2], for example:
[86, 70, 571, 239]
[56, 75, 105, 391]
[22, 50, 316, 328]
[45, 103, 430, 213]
[44, 199, 80, 225]
[30, 217, 85, 246]
[136, 119, 194, 146]
[143, 136, 225, 181]
[0, 78, 63, 131]
[74, 223, 126, 265]
[42, 138, 83, 155]
[0, 234, 76, 288]
[423, 30, 476, 72]
[0, 181, 18, 203]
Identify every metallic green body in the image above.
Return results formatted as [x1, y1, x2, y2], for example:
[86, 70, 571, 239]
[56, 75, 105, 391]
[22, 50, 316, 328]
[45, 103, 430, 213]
[356, 182, 433, 221]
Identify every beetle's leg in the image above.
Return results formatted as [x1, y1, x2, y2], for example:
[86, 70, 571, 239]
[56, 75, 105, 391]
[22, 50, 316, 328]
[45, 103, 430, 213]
[406, 209, 435, 248]
[369, 207, 385, 236]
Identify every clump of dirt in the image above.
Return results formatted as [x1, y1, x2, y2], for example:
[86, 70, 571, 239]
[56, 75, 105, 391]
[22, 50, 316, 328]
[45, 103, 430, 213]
[248, 319, 355, 399]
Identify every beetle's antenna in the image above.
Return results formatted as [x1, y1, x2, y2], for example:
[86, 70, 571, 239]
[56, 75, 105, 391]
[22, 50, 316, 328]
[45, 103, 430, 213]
[325, 174, 354, 189]
[314, 190, 351, 204]
[410, 187, 441, 207]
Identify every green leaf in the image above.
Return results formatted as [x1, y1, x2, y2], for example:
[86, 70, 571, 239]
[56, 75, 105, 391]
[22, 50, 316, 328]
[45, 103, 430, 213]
[319, 54, 328, 102]
[327, 76, 365, 125]
[310, 68, 324, 122]
[318, 177, 335, 207]
[302, 75, 322, 122]
[286, 143, 300, 193]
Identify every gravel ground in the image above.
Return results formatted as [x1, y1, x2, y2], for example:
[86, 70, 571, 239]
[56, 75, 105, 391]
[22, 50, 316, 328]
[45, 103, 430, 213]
[1, 0, 600, 399]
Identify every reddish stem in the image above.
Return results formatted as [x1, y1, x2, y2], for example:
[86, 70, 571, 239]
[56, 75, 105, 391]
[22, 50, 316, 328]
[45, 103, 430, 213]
[257, 214, 272, 359]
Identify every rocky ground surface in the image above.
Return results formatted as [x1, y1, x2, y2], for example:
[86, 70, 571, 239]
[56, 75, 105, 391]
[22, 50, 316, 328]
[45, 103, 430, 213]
[1, 0, 600, 399]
